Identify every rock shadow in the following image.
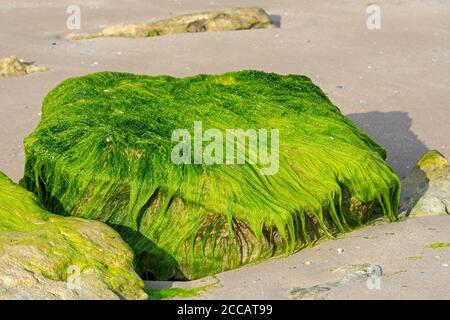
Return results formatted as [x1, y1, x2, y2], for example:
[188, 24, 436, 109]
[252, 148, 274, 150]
[346, 111, 429, 178]
[269, 15, 282, 27]
[111, 225, 186, 281]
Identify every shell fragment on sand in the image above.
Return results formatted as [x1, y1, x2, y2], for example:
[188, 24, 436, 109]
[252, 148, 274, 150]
[0, 55, 48, 77]
[23, 70, 400, 280]
[400, 150, 450, 217]
[0, 171, 147, 300]
[71, 7, 274, 40]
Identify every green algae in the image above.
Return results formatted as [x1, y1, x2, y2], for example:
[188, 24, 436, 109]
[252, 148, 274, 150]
[23, 70, 400, 280]
[0, 171, 147, 299]
[71, 8, 274, 40]
[146, 283, 215, 300]
[426, 243, 450, 249]
[406, 256, 423, 260]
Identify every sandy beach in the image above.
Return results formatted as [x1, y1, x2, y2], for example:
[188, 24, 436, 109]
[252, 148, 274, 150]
[1, 0, 449, 299]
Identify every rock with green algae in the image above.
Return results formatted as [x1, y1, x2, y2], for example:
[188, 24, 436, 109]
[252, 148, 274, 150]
[400, 150, 450, 217]
[0, 171, 147, 300]
[23, 70, 400, 280]
[0, 56, 48, 77]
[71, 7, 274, 40]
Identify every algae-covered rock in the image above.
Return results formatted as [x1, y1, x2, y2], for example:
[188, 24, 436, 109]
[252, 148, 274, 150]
[0, 171, 147, 300]
[400, 150, 450, 217]
[71, 7, 274, 40]
[0, 56, 48, 77]
[23, 70, 400, 280]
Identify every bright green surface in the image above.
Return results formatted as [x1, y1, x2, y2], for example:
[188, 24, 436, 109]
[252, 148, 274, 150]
[23, 70, 400, 280]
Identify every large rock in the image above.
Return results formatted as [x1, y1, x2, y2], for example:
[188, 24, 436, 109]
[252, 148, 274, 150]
[23, 70, 400, 280]
[0, 56, 48, 77]
[400, 150, 450, 217]
[71, 7, 274, 40]
[0, 171, 147, 300]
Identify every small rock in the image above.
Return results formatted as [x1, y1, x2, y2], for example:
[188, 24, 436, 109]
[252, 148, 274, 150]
[305, 261, 312, 265]
[0, 172, 147, 300]
[399, 150, 450, 217]
[442, 264, 449, 268]
[337, 248, 344, 255]
[0, 56, 48, 77]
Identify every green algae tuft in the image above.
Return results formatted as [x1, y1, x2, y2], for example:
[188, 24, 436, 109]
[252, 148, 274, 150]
[23, 70, 400, 280]
[426, 243, 450, 249]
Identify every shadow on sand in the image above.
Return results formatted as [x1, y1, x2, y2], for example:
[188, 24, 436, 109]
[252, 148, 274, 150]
[269, 15, 282, 28]
[347, 111, 429, 178]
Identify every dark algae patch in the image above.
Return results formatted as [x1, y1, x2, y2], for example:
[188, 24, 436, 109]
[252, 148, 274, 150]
[23, 70, 400, 280]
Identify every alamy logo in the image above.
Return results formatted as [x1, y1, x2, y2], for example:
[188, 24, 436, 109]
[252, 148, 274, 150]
[171, 121, 279, 175]
[66, 5, 81, 30]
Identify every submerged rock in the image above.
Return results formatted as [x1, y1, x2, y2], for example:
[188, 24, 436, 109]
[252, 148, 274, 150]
[0, 56, 48, 77]
[0, 172, 147, 300]
[71, 7, 274, 40]
[400, 150, 450, 217]
[23, 70, 399, 280]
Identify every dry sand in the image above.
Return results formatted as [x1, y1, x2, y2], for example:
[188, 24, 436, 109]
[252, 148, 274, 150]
[196, 216, 450, 300]
[1, 0, 449, 299]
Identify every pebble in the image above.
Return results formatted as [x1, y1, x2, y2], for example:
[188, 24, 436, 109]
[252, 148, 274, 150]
[305, 261, 312, 265]
[442, 264, 449, 268]
[337, 248, 344, 255]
